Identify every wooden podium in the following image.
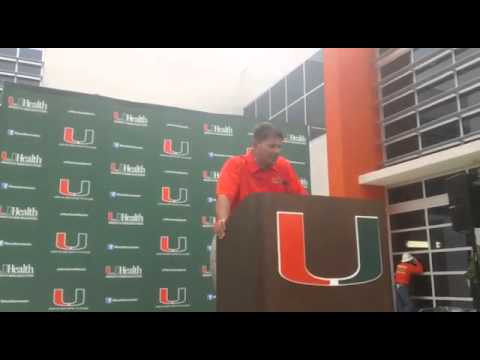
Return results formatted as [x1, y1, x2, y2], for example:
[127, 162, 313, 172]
[216, 193, 393, 311]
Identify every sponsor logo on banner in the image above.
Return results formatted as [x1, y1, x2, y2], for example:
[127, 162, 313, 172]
[105, 265, 143, 279]
[60, 127, 96, 149]
[51, 232, 90, 254]
[156, 287, 190, 308]
[67, 109, 96, 117]
[0, 240, 33, 247]
[202, 216, 216, 228]
[158, 187, 190, 207]
[1, 181, 36, 191]
[105, 297, 139, 304]
[201, 265, 212, 277]
[113, 111, 149, 127]
[0, 205, 38, 221]
[1, 151, 42, 167]
[161, 139, 191, 159]
[0, 264, 34, 278]
[207, 197, 216, 204]
[110, 162, 146, 177]
[109, 191, 142, 199]
[208, 151, 233, 159]
[202, 170, 220, 182]
[113, 142, 144, 151]
[0, 298, 30, 304]
[207, 294, 216, 301]
[203, 123, 233, 136]
[300, 178, 309, 189]
[7, 96, 48, 113]
[107, 244, 140, 251]
[156, 236, 189, 256]
[55, 178, 93, 201]
[284, 133, 307, 145]
[162, 217, 188, 223]
[7, 129, 41, 138]
[166, 123, 190, 129]
[50, 288, 88, 311]
[108, 211, 144, 226]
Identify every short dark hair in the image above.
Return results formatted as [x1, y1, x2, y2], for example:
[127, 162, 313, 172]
[252, 122, 284, 143]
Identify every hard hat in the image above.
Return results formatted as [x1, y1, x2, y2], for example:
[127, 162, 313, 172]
[402, 252, 414, 262]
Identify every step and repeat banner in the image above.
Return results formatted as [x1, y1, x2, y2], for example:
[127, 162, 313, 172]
[0, 82, 310, 311]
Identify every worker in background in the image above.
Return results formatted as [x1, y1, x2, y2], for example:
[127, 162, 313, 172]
[395, 252, 424, 312]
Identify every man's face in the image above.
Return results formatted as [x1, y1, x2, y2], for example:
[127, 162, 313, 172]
[253, 136, 283, 168]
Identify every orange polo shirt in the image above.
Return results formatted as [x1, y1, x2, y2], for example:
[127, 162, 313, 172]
[216, 150, 308, 212]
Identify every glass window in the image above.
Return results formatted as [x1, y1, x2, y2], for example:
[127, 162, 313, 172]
[271, 110, 286, 125]
[381, 72, 413, 99]
[410, 275, 433, 297]
[391, 229, 428, 253]
[17, 63, 41, 76]
[460, 87, 480, 109]
[415, 53, 453, 82]
[390, 209, 425, 230]
[270, 79, 286, 116]
[0, 48, 17, 58]
[435, 300, 473, 309]
[462, 112, 480, 134]
[16, 77, 40, 86]
[306, 87, 324, 128]
[457, 61, 480, 85]
[0, 74, 14, 86]
[430, 227, 468, 250]
[386, 135, 419, 159]
[18, 48, 42, 62]
[425, 171, 463, 197]
[383, 92, 415, 119]
[428, 205, 450, 226]
[434, 274, 470, 297]
[287, 65, 304, 105]
[287, 98, 305, 126]
[414, 300, 434, 310]
[256, 92, 269, 121]
[388, 182, 423, 204]
[414, 48, 437, 62]
[417, 74, 455, 103]
[384, 113, 417, 139]
[419, 97, 458, 125]
[380, 52, 411, 80]
[305, 51, 323, 93]
[455, 48, 480, 62]
[243, 103, 255, 119]
[0, 60, 16, 73]
[421, 120, 460, 148]
[432, 251, 471, 272]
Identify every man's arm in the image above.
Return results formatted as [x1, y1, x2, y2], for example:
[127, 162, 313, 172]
[285, 160, 308, 195]
[214, 195, 231, 239]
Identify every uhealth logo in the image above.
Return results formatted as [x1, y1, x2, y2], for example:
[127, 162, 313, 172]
[110, 162, 146, 177]
[60, 127, 96, 149]
[202, 216, 216, 228]
[113, 111, 148, 127]
[1, 151, 42, 167]
[161, 139, 191, 159]
[50, 288, 88, 310]
[0, 264, 34, 278]
[108, 211, 144, 226]
[157, 236, 189, 256]
[202, 170, 220, 182]
[55, 178, 93, 201]
[203, 123, 233, 136]
[284, 133, 307, 145]
[0, 205, 38, 221]
[158, 187, 190, 207]
[156, 287, 190, 308]
[105, 265, 143, 278]
[51, 232, 90, 254]
[7, 96, 48, 113]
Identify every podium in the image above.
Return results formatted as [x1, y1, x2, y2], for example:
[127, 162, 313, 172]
[217, 193, 393, 311]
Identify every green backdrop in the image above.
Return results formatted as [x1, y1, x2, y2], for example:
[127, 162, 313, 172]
[0, 82, 310, 311]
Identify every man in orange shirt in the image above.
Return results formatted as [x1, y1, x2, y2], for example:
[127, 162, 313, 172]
[210, 122, 308, 289]
[395, 252, 424, 312]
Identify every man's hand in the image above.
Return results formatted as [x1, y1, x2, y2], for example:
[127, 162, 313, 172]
[214, 218, 227, 239]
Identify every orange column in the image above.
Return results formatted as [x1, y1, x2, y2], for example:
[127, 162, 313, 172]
[323, 48, 384, 200]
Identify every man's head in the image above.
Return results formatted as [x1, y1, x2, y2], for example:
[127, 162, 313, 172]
[402, 252, 415, 263]
[252, 122, 284, 169]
